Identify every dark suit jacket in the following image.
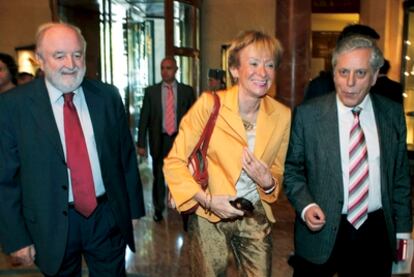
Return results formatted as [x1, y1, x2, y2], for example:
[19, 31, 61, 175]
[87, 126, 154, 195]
[370, 75, 404, 104]
[137, 82, 195, 159]
[283, 92, 412, 264]
[0, 78, 145, 275]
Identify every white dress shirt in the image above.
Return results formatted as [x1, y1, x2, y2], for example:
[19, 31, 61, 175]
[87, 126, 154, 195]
[45, 80, 105, 202]
[337, 94, 382, 214]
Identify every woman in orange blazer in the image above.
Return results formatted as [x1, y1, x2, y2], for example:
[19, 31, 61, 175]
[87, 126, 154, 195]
[164, 30, 291, 276]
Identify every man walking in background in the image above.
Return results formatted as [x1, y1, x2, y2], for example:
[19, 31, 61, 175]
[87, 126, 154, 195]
[137, 57, 195, 222]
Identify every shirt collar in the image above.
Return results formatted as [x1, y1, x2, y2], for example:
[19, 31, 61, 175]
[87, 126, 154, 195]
[336, 93, 371, 116]
[163, 80, 177, 89]
[45, 78, 82, 103]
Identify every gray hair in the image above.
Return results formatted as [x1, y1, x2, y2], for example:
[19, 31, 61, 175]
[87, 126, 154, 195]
[35, 22, 87, 56]
[331, 35, 384, 72]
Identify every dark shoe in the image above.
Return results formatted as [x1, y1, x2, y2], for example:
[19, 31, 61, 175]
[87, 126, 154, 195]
[153, 212, 163, 222]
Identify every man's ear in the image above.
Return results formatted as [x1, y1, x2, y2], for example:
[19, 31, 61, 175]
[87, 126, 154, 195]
[371, 69, 379, 86]
[35, 53, 44, 70]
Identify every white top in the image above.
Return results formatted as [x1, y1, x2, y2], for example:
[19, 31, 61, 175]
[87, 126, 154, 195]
[236, 124, 260, 203]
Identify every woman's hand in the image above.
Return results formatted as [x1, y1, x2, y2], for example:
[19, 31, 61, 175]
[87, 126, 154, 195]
[194, 192, 244, 219]
[210, 195, 245, 219]
[242, 148, 274, 190]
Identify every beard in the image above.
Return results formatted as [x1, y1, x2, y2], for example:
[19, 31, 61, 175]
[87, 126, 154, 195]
[45, 66, 86, 93]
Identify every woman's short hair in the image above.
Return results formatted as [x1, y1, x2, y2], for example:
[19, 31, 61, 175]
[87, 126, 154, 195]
[227, 30, 283, 71]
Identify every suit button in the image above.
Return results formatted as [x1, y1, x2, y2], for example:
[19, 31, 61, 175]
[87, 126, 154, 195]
[62, 211, 68, 216]
[62, 185, 68, 190]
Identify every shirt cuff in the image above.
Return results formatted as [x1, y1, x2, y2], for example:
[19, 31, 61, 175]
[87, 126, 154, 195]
[397, 233, 412, 240]
[301, 203, 319, 222]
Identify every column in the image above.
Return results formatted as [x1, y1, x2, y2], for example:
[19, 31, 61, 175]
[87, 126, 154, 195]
[276, 0, 312, 108]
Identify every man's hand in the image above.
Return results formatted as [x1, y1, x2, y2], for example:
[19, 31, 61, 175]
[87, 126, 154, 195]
[304, 205, 326, 231]
[132, 219, 139, 229]
[10, 245, 36, 266]
[137, 147, 147, 157]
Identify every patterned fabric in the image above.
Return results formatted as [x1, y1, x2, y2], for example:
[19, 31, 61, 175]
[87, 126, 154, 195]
[165, 85, 176, 135]
[347, 107, 369, 229]
[63, 92, 97, 217]
[187, 201, 272, 276]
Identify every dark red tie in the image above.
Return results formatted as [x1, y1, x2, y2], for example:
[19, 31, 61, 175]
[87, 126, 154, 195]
[63, 93, 97, 217]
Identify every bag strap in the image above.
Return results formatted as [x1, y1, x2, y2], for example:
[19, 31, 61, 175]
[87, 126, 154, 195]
[189, 92, 220, 167]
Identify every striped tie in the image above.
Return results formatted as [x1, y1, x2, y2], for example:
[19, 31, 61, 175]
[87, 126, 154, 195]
[165, 84, 176, 135]
[347, 107, 369, 229]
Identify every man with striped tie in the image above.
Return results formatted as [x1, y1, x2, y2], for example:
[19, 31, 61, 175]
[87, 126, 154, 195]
[283, 35, 412, 276]
[137, 57, 195, 222]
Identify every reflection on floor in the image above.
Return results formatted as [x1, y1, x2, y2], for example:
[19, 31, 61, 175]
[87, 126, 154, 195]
[0, 159, 412, 276]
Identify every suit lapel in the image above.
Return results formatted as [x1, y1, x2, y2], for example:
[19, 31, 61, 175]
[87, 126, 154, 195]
[254, 97, 279, 159]
[370, 94, 392, 194]
[27, 79, 65, 159]
[176, 83, 185, 118]
[217, 86, 285, 158]
[83, 80, 105, 160]
[218, 86, 246, 145]
[315, 93, 344, 192]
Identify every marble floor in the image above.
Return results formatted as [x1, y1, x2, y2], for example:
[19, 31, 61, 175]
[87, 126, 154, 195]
[0, 159, 412, 276]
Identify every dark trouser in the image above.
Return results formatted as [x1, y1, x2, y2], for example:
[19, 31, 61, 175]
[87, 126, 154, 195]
[152, 133, 176, 215]
[292, 209, 392, 277]
[44, 198, 126, 277]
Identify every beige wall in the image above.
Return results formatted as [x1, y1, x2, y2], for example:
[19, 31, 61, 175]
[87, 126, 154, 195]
[361, 0, 404, 81]
[1, 0, 404, 85]
[200, 0, 276, 91]
[0, 0, 51, 58]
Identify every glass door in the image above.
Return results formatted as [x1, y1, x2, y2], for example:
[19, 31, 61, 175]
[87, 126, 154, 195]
[124, 19, 154, 142]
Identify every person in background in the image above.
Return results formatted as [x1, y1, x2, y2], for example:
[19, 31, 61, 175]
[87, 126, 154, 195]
[35, 68, 45, 79]
[207, 68, 226, 91]
[17, 72, 34, 85]
[284, 35, 412, 276]
[0, 53, 17, 93]
[0, 22, 145, 276]
[164, 30, 291, 276]
[137, 56, 195, 222]
[303, 24, 380, 102]
[370, 59, 404, 104]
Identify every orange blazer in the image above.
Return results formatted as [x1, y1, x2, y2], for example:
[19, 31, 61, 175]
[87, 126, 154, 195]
[163, 86, 291, 222]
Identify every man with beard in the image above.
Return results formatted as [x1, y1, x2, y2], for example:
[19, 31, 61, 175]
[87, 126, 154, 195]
[0, 22, 145, 276]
